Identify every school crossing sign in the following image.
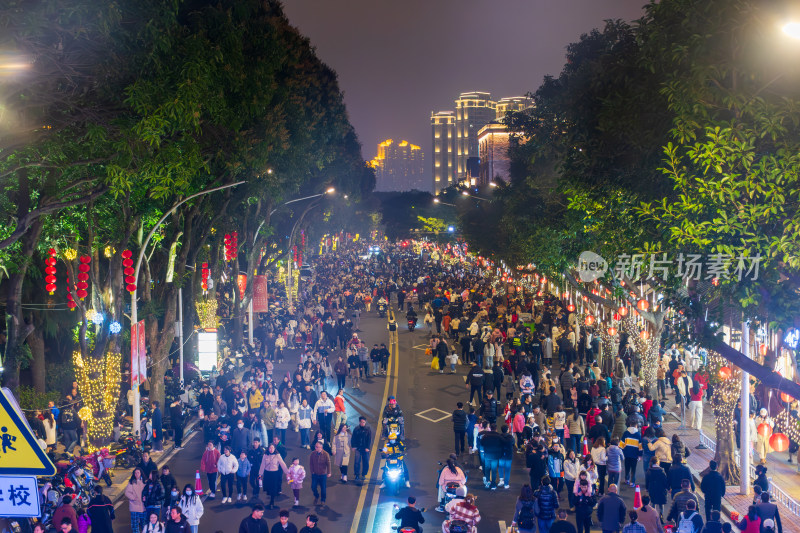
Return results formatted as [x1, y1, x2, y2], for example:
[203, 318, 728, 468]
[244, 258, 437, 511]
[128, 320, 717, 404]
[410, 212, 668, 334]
[0, 387, 56, 475]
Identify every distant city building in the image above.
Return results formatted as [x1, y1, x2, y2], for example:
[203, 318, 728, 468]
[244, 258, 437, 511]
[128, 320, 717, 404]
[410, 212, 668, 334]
[433, 93, 532, 192]
[369, 139, 425, 192]
[478, 121, 514, 185]
[496, 96, 533, 118]
[431, 111, 456, 194]
[455, 92, 496, 184]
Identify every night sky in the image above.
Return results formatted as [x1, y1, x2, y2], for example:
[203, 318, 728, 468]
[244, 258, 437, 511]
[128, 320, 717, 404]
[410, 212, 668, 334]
[283, 0, 649, 172]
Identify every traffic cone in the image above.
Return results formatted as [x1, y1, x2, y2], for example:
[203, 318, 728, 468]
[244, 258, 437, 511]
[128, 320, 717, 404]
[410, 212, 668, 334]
[195, 470, 203, 492]
[634, 484, 642, 508]
[582, 438, 589, 457]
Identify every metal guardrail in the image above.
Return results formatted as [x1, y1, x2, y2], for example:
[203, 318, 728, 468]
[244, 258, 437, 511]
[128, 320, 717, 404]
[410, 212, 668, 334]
[698, 430, 800, 516]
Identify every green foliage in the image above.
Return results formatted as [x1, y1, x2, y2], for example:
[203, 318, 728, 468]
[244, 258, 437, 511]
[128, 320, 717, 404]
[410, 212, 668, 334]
[17, 386, 61, 412]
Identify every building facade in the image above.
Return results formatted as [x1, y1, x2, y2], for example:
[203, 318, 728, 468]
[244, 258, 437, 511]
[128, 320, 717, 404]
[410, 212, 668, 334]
[369, 139, 426, 192]
[431, 111, 456, 194]
[495, 96, 533, 118]
[455, 92, 496, 184]
[477, 121, 513, 185]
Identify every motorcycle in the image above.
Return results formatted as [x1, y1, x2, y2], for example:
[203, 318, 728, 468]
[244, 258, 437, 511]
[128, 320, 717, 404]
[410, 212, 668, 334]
[111, 434, 146, 469]
[383, 415, 402, 439]
[377, 302, 387, 318]
[407, 316, 416, 332]
[382, 453, 406, 496]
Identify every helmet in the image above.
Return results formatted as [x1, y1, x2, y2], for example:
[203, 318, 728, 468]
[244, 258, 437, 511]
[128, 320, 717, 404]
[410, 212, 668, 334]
[388, 432, 398, 440]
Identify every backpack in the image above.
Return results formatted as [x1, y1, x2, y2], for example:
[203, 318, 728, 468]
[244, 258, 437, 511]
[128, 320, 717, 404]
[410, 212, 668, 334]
[677, 511, 698, 533]
[518, 500, 535, 530]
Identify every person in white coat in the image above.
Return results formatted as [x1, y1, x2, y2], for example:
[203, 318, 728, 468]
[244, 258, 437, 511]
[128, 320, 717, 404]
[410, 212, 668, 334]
[274, 400, 291, 445]
[216, 447, 239, 504]
[177, 484, 204, 533]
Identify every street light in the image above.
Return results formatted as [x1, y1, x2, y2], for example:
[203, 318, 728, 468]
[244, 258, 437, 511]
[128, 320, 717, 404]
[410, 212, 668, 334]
[131, 180, 245, 438]
[784, 22, 800, 39]
[433, 198, 456, 207]
[461, 191, 490, 202]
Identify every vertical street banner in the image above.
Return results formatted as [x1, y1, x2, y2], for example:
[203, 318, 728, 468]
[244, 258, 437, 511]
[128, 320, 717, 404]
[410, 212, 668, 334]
[252, 275, 269, 312]
[131, 322, 140, 389]
[237, 274, 247, 300]
[137, 319, 147, 385]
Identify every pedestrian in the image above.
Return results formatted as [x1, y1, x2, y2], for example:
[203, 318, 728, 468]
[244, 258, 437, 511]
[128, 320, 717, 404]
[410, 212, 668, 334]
[668, 455, 694, 497]
[200, 441, 220, 498]
[606, 438, 624, 488]
[125, 468, 146, 533]
[142, 470, 165, 520]
[164, 507, 190, 533]
[332, 423, 352, 483]
[511, 484, 536, 533]
[533, 475, 559, 533]
[235, 451, 251, 502]
[238, 505, 269, 533]
[755, 491, 782, 533]
[217, 446, 239, 504]
[667, 479, 699, 524]
[142, 511, 165, 533]
[574, 479, 596, 533]
[351, 416, 372, 483]
[636, 495, 663, 533]
[452, 402, 468, 456]
[177, 484, 204, 533]
[591, 437, 608, 494]
[53, 495, 78, 532]
[332, 389, 346, 435]
[701, 510, 723, 533]
[309, 440, 332, 506]
[86, 486, 115, 533]
[700, 460, 726, 523]
[138, 451, 158, 480]
[259, 443, 289, 510]
[170, 400, 184, 449]
[736, 505, 762, 533]
[597, 484, 627, 533]
[151, 401, 163, 452]
[564, 449, 580, 510]
[298, 514, 322, 533]
[622, 510, 647, 533]
[271, 510, 298, 533]
[313, 391, 335, 442]
[287, 457, 307, 507]
[644, 457, 668, 518]
[675, 499, 704, 533]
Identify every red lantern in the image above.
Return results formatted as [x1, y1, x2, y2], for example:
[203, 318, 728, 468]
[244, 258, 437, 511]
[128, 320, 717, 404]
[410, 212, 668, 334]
[637, 298, 650, 311]
[76, 289, 88, 300]
[781, 392, 794, 403]
[770, 432, 789, 452]
[121, 250, 132, 259]
[567, 304, 576, 312]
[584, 315, 595, 326]
[618, 306, 628, 317]
[640, 330, 650, 340]
[536, 291, 543, 297]
[718, 366, 732, 380]
[44, 248, 58, 295]
[757, 423, 772, 438]
[613, 313, 621, 321]
[562, 292, 569, 300]
[759, 344, 768, 357]
[201, 262, 209, 291]
[66, 277, 76, 310]
[607, 327, 617, 336]
[540, 277, 547, 285]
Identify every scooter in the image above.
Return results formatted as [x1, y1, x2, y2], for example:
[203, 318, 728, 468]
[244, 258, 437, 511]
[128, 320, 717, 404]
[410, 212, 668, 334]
[407, 317, 416, 332]
[382, 454, 406, 496]
[377, 302, 387, 318]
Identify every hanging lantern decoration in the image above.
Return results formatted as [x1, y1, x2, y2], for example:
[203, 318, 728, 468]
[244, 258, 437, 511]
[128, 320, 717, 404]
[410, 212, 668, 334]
[718, 366, 732, 380]
[536, 291, 543, 297]
[613, 312, 621, 321]
[781, 392, 795, 404]
[618, 306, 629, 317]
[562, 292, 569, 300]
[607, 326, 618, 336]
[201, 262, 209, 291]
[640, 329, 650, 340]
[76, 255, 91, 300]
[770, 432, 789, 452]
[637, 298, 650, 311]
[540, 277, 547, 285]
[567, 304, 576, 312]
[224, 234, 232, 261]
[66, 277, 76, 310]
[584, 315, 595, 326]
[224, 231, 238, 262]
[757, 423, 772, 438]
[759, 344, 768, 357]
[45, 248, 57, 294]
[122, 250, 136, 293]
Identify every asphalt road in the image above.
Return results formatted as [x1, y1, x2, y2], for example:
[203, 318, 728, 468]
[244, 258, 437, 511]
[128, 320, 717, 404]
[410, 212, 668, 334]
[112, 306, 713, 533]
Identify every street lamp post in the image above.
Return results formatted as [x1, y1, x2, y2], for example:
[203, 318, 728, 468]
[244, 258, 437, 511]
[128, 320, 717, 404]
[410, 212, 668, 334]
[247, 187, 335, 342]
[131, 181, 245, 438]
[433, 198, 457, 207]
[461, 190, 490, 202]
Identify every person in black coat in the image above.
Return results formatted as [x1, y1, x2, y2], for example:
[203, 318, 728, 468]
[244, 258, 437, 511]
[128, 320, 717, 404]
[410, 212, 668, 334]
[239, 505, 270, 533]
[700, 460, 726, 522]
[451, 402, 468, 456]
[526, 443, 548, 489]
[645, 458, 668, 517]
[480, 391, 499, 424]
[667, 455, 694, 497]
[394, 496, 425, 533]
[86, 486, 116, 533]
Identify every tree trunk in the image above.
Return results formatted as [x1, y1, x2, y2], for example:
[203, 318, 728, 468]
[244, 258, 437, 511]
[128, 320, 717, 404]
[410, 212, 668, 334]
[3, 217, 43, 392]
[146, 284, 177, 413]
[27, 325, 46, 393]
[714, 420, 741, 484]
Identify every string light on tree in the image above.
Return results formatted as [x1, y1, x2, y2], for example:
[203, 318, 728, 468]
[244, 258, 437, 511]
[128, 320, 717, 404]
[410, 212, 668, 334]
[72, 350, 121, 450]
[109, 321, 122, 334]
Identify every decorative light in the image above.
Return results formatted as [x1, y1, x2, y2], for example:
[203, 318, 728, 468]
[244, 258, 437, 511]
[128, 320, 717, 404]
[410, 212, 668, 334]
[639, 329, 650, 340]
[584, 315, 595, 326]
[612, 313, 621, 321]
[718, 366, 732, 380]
[759, 344, 768, 357]
[72, 350, 121, 450]
[607, 327, 617, 336]
[781, 392, 794, 404]
[103, 246, 115, 258]
[63, 248, 77, 261]
[637, 298, 650, 311]
[770, 432, 789, 452]
[618, 306, 628, 317]
[78, 406, 91, 420]
[76, 255, 91, 299]
[196, 300, 219, 329]
[567, 304, 576, 312]
[201, 262, 209, 292]
[561, 292, 569, 299]
[90, 310, 104, 325]
[66, 276, 76, 310]
[757, 423, 772, 438]
[122, 250, 135, 293]
[110, 321, 122, 334]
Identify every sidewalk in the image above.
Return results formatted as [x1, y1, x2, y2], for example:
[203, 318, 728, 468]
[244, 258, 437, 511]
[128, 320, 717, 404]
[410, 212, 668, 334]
[661, 399, 800, 531]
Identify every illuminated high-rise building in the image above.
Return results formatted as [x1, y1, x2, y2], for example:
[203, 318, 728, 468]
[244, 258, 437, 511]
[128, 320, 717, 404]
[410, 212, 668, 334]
[495, 96, 533, 118]
[478, 121, 513, 186]
[431, 111, 456, 194]
[455, 92, 496, 184]
[369, 139, 425, 192]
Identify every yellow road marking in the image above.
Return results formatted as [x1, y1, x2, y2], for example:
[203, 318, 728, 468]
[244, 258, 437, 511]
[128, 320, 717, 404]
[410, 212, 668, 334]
[349, 322, 396, 533]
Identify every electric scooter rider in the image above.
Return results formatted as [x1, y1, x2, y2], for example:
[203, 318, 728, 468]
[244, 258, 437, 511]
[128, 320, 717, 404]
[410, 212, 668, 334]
[379, 432, 411, 488]
[383, 396, 405, 440]
[406, 307, 418, 329]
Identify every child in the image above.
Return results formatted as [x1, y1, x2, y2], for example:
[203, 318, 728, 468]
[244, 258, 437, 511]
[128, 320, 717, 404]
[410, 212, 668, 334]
[446, 351, 458, 374]
[236, 451, 251, 502]
[286, 457, 306, 507]
[77, 508, 91, 533]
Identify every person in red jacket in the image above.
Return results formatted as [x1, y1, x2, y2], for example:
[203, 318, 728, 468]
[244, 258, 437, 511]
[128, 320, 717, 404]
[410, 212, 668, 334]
[586, 405, 601, 432]
[200, 441, 221, 498]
